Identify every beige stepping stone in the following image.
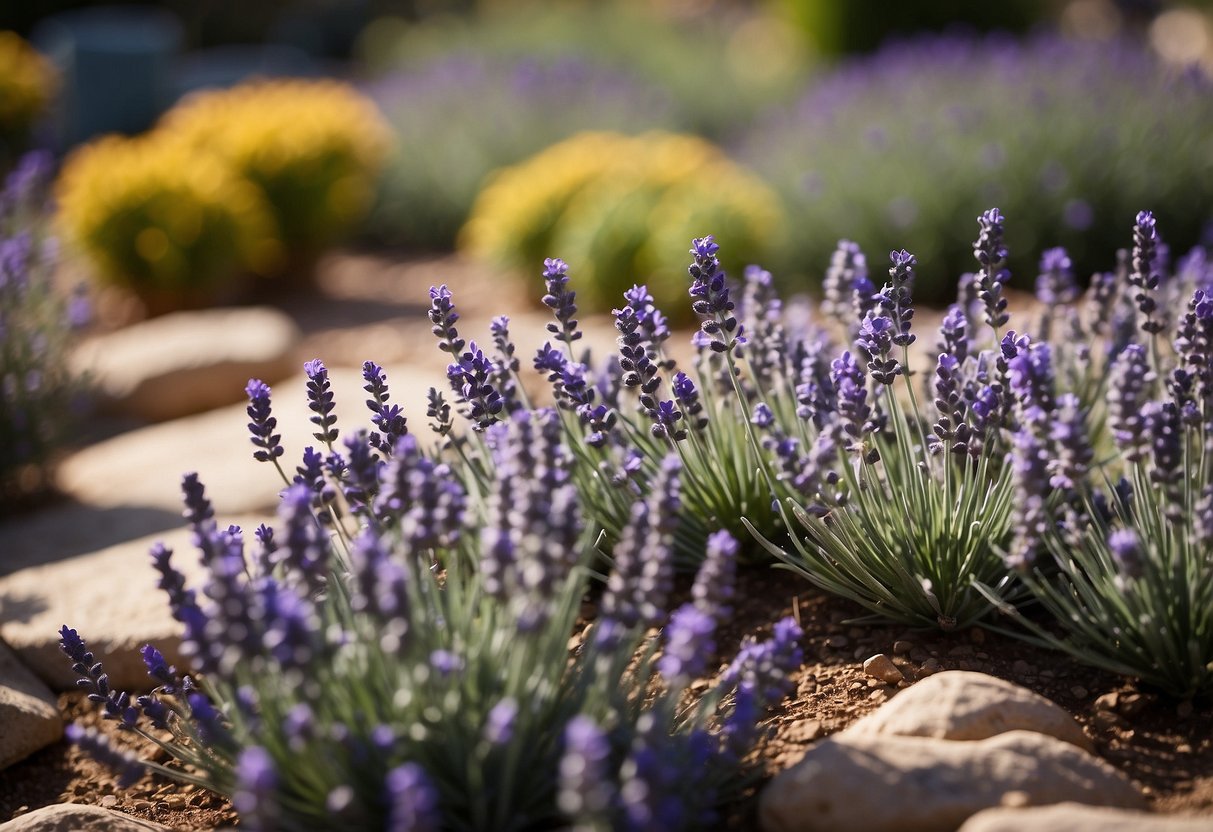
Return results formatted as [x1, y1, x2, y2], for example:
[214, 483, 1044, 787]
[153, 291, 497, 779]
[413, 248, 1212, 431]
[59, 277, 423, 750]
[72, 306, 300, 422]
[957, 802, 1212, 831]
[760, 730, 1146, 832]
[0, 804, 170, 831]
[0, 640, 62, 771]
[0, 516, 265, 692]
[845, 670, 1093, 751]
[57, 364, 445, 516]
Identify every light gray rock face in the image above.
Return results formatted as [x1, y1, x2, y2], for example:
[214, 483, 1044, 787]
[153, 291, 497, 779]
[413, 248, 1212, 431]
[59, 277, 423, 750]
[759, 731, 1146, 832]
[957, 803, 1213, 831]
[0, 640, 62, 770]
[57, 365, 444, 516]
[0, 517, 264, 691]
[72, 306, 300, 422]
[0, 804, 171, 831]
[844, 670, 1093, 751]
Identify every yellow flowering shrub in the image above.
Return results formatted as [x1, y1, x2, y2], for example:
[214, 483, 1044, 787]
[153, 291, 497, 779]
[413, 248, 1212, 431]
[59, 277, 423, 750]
[56, 134, 279, 300]
[461, 132, 784, 313]
[0, 31, 56, 151]
[160, 79, 392, 251]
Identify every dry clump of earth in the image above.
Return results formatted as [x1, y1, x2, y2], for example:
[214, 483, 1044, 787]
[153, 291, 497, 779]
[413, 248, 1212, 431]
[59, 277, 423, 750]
[1, 568, 1210, 831]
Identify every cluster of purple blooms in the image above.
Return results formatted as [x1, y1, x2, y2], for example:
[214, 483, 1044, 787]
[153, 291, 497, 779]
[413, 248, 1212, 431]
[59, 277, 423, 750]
[59, 266, 805, 829]
[1, 150, 88, 495]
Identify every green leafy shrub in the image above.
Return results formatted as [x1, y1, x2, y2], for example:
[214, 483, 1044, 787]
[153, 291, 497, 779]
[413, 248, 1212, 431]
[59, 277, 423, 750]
[737, 33, 1213, 302]
[461, 132, 784, 316]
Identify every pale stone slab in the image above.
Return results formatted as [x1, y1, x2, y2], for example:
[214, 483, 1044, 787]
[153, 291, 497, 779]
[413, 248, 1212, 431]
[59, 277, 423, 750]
[844, 670, 1093, 751]
[0, 639, 62, 771]
[72, 306, 300, 422]
[760, 730, 1146, 832]
[0, 804, 171, 831]
[0, 516, 266, 692]
[56, 365, 445, 517]
[958, 803, 1213, 832]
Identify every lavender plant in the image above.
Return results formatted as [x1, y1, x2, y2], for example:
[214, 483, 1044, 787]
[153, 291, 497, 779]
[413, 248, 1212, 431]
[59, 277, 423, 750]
[0, 150, 87, 502]
[993, 213, 1213, 697]
[60, 360, 803, 829]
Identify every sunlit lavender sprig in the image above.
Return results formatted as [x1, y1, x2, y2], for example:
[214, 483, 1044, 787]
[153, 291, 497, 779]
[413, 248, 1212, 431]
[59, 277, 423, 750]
[58, 626, 137, 726]
[878, 250, 916, 348]
[428, 284, 465, 357]
[362, 361, 408, 452]
[245, 380, 284, 464]
[1036, 247, 1077, 340]
[1107, 344, 1155, 462]
[931, 353, 970, 457]
[831, 351, 877, 463]
[542, 257, 582, 347]
[1005, 423, 1050, 572]
[972, 208, 1010, 330]
[1129, 211, 1164, 337]
[688, 236, 743, 355]
[821, 239, 869, 331]
[856, 312, 900, 385]
[446, 342, 504, 431]
[741, 265, 786, 387]
[304, 360, 338, 448]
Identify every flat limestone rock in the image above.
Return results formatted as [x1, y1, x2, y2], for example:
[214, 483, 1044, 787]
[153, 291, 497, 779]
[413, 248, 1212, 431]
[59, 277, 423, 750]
[72, 306, 300, 422]
[957, 803, 1213, 831]
[0, 804, 171, 831]
[845, 670, 1093, 751]
[57, 364, 445, 516]
[759, 730, 1146, 832]
[0, 640, 62, 771]
[0, 516, 266, 692]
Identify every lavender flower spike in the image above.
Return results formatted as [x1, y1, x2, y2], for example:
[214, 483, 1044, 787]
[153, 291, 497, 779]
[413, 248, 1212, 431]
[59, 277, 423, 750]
[542, 257, 582, 346]
[65, 724, 145, 787]
[658, 604, 716, 689]
[558, 716, 615, 820]
[303, 359, 338, 447]
[245, 379, 284, 463]
[688, 235, 743, 354]
[386, 763, 441, 832]
[1130, 211, 1164, 336]
[232, 746, 279, 832]
[428, 284, 464, 357]
[973, 208, 1010, 330]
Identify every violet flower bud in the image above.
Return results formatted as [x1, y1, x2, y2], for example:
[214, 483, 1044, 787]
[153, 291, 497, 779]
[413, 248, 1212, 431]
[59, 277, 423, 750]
[542, 257, 582, 346]
[1108, 344, 1155, 463]
[973, 208, 1011, 330]
[1129, 211, 1164, 336]
[245, 379, 284, 463]
[303, 359, 338, 447]
[428, 284, 464, 356]
[688, 235, 743, 355]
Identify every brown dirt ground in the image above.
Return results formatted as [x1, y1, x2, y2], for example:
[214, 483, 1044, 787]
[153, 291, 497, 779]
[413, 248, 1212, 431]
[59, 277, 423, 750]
[2, 567, 1210, 830]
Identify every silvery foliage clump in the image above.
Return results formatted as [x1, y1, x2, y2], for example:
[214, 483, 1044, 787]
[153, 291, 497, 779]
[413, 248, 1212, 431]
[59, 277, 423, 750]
[432, 241, 807, 569]
[58, 355, 802, 831]
[993, 210, 1213, 697]
[0, 150, 88, 500]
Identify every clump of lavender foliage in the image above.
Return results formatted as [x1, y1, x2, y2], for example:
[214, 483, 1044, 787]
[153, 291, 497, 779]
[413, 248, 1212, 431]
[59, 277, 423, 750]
[60, 359, 802, 829]
[0, 150, 87, 503]
[738, 33, 1213, 302]
[997, 211, 1213, 697]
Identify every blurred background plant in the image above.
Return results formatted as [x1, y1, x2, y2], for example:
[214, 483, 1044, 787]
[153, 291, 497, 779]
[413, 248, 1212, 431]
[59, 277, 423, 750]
[0, 150, 88, 505]
[461, 132, 784, 316]
[0, 31, 58, 168]
[55, 132, 280, 314]
[736, 31, 1213, 302]
[159, 78, 392, 268]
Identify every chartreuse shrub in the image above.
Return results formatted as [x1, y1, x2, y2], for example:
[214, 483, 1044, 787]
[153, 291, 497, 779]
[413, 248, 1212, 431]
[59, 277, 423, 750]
[1, 151, 86, 501]
[160, 79, 392, 256]
[461, 132, 783, 315]
[365, 56, 677, 251]
[55, 133, 279, 306]
[59, 358, 803, 829]
[0, 31, 56, 163]
[738, 34, 1213, 302]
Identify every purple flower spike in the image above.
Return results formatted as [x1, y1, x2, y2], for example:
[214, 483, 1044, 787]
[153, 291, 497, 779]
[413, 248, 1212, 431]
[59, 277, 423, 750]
[688, 235, 743, 355]
[245, 379, 284, 463]
[386, 763, 441, 832]
[428, 284, 465, 357]
[1006, 425, 1050, 572]
[658, 604, 716, 688]
[232, 746, 278, 832]
[1108, 528, 1143, 581]
[65, 724, 145, 787]
[1036, 247, 1077, 306]
[1130, 211, 1164, 336]
[973, 208, 1011, 329]
[304, 359, 338, 447]
[558, 716, 615, 819]
[542, 257, 582, 346]
[878, 250, 916, 347]
[447, 341, 504, 431]
[856, 312, 900, 384]
[484, 697, 519, 746]
[59, 626, 137, 726]
[695, 530, 738, 623]
[822, 239, 869, 330]
[1048, 394, 1092, 490]
[363, 361, 408, 451]
[1107, 344, 1155, 463]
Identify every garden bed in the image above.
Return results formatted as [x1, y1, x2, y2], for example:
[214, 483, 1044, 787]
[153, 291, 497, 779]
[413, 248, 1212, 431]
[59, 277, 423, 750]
[3, 567, 1209, 830]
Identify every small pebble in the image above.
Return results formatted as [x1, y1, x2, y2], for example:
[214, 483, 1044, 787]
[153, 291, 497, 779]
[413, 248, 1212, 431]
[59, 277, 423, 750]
[919, 658, 943, 676]
[868, 688, 891, 703]
[863, 653, 906, 684]
[165, 795, 187, 810]
[1071, 686, 1089, 699]
[948, 645, 973, 658]
[893, 640, 914, 655]
[1094, 692, 1119, 711]
[1012, 659, 1034, 675]
[826, 634, 849, 649]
